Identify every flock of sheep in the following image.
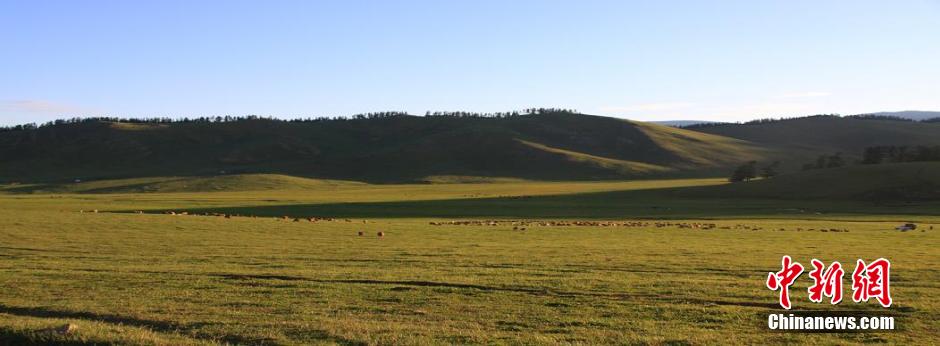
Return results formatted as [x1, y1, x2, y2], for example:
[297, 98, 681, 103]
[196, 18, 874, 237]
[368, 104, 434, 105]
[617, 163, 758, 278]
[152, 210, 389, 237]
[431, 220, 725, 229]
[156, 210, 359, 223]
[429, 219, 861, 233]
[80, 210, 935, 235]
[81, 209, 388, 236]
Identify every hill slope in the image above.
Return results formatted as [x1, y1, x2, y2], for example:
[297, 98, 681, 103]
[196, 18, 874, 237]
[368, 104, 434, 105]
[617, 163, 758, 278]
[0, 113, 766, 183]
[5, 113, 939, 184]
[0, 174, 365, 194]
[692, 116, 940, 151]
[689, 116, 940, 168]
[650, 120, 722, 127]
[680, 162, 940, 201]
[872, 110, 940, 121]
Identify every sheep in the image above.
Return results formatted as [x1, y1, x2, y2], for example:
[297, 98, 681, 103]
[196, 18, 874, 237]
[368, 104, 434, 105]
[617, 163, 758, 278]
[50, 323, 78, 335]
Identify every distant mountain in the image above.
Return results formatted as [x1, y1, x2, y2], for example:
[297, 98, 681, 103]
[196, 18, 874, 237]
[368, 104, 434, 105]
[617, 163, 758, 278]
[868, 110, 940, 121]
[649, 120, 724, 127]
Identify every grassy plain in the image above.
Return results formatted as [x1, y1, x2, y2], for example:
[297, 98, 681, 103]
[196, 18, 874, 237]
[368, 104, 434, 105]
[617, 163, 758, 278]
[0, 177, 938, 345]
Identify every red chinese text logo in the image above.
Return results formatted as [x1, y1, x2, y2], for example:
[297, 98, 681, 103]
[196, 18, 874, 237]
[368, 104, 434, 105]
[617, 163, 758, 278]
[852, 258, 892, 307]
[766, 255, 804, 310]
[767, 256, 891, 309]
[808, 259, 844, 304]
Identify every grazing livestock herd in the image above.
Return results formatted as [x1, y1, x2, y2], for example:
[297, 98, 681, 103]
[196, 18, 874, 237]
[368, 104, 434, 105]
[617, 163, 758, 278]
[429, 219, 857, 233]
[106, 210, 388, 237]
[431, 220, 722, 229]
[79, 210, 935, 235]
[156, 210, 359, 224]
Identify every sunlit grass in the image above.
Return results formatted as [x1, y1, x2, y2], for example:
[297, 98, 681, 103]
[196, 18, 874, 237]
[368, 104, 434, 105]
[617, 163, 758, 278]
[0, 179, 937, 344]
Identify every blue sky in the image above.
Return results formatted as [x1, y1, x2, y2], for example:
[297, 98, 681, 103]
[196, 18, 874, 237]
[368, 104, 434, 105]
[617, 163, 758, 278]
[1, 0, 938, 125]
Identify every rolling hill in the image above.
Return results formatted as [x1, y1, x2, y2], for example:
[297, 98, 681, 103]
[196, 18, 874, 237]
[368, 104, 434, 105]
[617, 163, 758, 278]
[2, 112, 939, 185]
[0, 112, 768, 183]
[690, 115, 940, 152]
[688, 115, 940, 169]
[649, 120, 723, 127]
[871, 110, 940, 121]
[0, 174, 366, 194]
[678, 161, 940, 201]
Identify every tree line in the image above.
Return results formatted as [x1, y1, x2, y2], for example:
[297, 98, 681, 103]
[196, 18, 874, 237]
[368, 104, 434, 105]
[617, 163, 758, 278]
[425, 108, 578, 118]
[861, 145, 940, 164]
[683, 114, 842, 129]
[685, 113, 938, 130]
[728, 160, 780, 182]
[0, 108, 580, 133]
[802, 153, 846, 170]
[729, 145, 940, 182]
[0, 115, 339, 132]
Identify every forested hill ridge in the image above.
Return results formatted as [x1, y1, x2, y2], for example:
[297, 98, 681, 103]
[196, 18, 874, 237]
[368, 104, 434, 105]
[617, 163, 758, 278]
[684, 115, 940, 168]
[1, 111, 938, 183]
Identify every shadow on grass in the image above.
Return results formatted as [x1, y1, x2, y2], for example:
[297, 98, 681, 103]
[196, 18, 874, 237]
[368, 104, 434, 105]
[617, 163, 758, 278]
[0, 304, 268, 345]
[120, 186, 939, 220]
[214, 272, 570, 296]
[210, 271, 792, 309]
[0, 304, 179, 332]
[0, 303, 371, 346]
[0, 329, 90, 346]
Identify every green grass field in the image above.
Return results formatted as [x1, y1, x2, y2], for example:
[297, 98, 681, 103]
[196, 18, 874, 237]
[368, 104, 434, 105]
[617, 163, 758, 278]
[1, 177, 938, 345]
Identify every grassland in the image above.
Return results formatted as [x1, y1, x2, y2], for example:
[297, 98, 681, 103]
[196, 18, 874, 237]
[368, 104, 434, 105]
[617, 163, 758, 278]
[1, 176, 938, 345]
